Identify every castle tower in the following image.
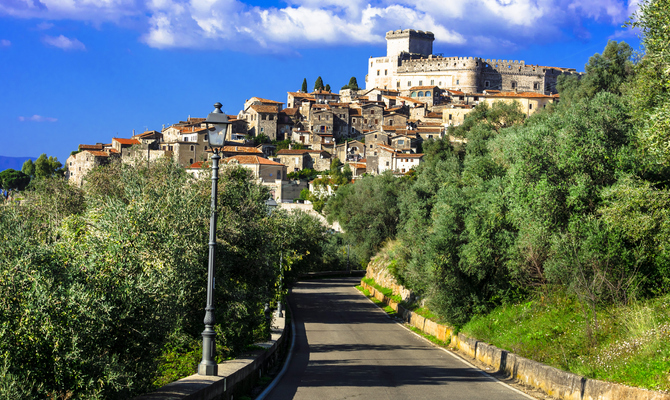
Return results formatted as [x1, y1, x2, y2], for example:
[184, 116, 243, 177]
[386, 29, 435, 57]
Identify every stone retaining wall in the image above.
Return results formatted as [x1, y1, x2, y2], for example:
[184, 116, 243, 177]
[134, 317, 289, 400]
[359, 280, 670, 400]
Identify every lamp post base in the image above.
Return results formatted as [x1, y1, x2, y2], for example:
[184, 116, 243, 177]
[198, 362, 218, 376]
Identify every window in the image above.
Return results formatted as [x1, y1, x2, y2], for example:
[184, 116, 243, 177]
[189, 158, 193, 164]
[385, 161, 389, 166]
[374, 134, 377, 138]
[511, 81, 517, 89]
[456, 79, 459, 85]
[385, 69, 388, 75]
[269, 115, 274, 120]
[418, 92, 424, 97]
[449, 114, 452, 120]
[371, 110, 375, 115]
[398, 140, 404, 145]
[534, 82, 540, 90]
[204, 135, 208, 141]
[389, 119, 393, 126]
[190, 145, 194, 151]
[411, 92, 417, 98]
[352, 118, 356, 123]
[277, 170, 281, 179]
[485, 80, 490, 88]
[430, 79, 434, 85]
[374, 119, 378, 124]
[425, 92, 431, 97]
[364, 119, 367, 124]
[377, 70, 380, 76]
[408, 81, 411, 86]
[262, 114, 266, 120]
[261, 127, 264, 132]
[529, 103, 533, 109]
[397, 82, 400, 88]
[474, 96, 479, 101]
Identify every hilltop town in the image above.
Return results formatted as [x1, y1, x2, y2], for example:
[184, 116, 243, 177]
[66, 29, 579, 202]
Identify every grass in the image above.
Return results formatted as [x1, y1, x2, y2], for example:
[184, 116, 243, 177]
[461, 289, 670, 392]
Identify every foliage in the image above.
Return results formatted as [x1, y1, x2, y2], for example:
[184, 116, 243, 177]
[271, 139, 304, 156]
[341, 76, 360, 91]
[0, 169, 30, 199]
[314, 76, 324, 91]
[287, 168, 319, 181]
[627, 0, 670, 165]
[325, 84, 331, 92]
[34, 153, 65, 179]
[301, 78, 308, 93]
[0, 158, 329, 398]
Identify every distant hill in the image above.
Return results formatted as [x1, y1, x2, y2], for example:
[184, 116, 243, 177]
[0, 156, 37, 172]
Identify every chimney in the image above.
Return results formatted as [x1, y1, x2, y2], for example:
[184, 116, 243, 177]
[289, 144, 292, 150]
[133, 129, 135, 136]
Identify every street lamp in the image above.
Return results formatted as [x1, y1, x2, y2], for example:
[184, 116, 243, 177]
[265, 197, 283, 318]
[198, 102, 231, 376]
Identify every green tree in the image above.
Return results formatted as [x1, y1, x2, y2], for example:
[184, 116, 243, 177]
[33, 153, 64, 179]
[0, 169, 30, 200]
[301, 78, 308, 93]
[325, 84, 331, 92]
[314, 76, 324, 91]
[627, 0, 670, 165]
[21, 159, 35, 178]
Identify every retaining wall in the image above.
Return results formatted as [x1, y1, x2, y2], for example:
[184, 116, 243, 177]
[134, 316, 289, 400]
[359, 280, 670, 400]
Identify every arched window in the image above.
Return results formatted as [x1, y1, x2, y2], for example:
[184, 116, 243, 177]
[417, 92, 424, 97]
[425, 91, 431, 97]
[410, 92, 417, 98]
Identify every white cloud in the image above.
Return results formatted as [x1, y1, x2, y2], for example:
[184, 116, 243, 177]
[0, 39, 10, 47]
[36, 21, 54, 29]
[18, 115, 58, 122]
[0, 0, 638, 53]
[43, 34, 86, 50]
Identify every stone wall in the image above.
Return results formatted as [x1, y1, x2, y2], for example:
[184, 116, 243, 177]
[365, 255, 414, 302]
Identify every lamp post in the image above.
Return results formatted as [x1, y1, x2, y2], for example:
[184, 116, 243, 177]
[198, 102, 231, 376]
[264, 197, 283, 318]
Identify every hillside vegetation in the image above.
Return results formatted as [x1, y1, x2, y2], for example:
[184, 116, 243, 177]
[0, 159, 345, 399]
[326, 0, 670, 390]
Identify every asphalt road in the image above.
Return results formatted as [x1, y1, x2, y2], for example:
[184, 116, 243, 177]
[264, 277, 534, 400]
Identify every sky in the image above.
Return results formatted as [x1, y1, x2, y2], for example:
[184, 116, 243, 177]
[0, 0, 642, 165]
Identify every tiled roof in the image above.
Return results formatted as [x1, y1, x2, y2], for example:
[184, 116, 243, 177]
[252, 97, 284, 104]
[277, 149, 311, 155]
[113, 138, 141, 145]
[488, 91, 553, 98]
[409, 86, 439, 90]
[328, 103, 350, 107]
[426, 112, 442, 118]
[87, 150, 111, 157]
[79, 144, 104, 150]
[382, 126, 398, 131]
[224, 155, 285, 166]
[189, 161, 207, 169]
[282, 107, 300, 116]
[398, 153, 424, 158]
[222, 146, 264, 154]
[288, 92, 314, 98]
[349, 163, 366, 169]
[350, 109, 362, 116]
[445, 89, 465, 95]
[249, 105, 279, 113]
[311, 90, 339, 96]
[397, 96, 424, 104]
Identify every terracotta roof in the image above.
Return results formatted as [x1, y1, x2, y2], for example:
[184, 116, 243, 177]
[79, 144, 104, 150]
[250, 105, 279, 113]
[189, 161, 207, 169]
[488, 91, 553, 98]
[426, 112, 442, 118]
[350, 109, 362, 116]
[224, 155, 285, 166]
[113, 138, 141, 145]
[87, 150, 111, 157]
[398, 153, 424, 158]
[311, 90, 339, 96]
[288, 92, 314, 98]
[445, 89, 465, 95]
[282, 107, 300, 116]
[349, 163, 366, 169]
[377, 144, 400, 153]
[382, 126, 398, 131]
[312, 104, 331, 110]
[222, 146, 263, 154]
[329, 103, 351, 107]
[108, 148, 120, 154]
[397, 96, 424, 104]
[409, 86, 439, 90]
[251, 97, 284, 104]
[277, 149, 311, 155]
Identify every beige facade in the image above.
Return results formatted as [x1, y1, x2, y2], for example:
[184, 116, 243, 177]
[66, 149, 116, 187]
[443, 105, 475, 126]
[482, 92, 557, 116]
[366, 29, 580, 95]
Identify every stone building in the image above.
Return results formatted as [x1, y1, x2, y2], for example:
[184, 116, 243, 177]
[66, 149, 117, 187]
[276, 149, 331, 171]
[443, 105, 475, 126]
[244, 104, 279, 139]
[335, 139, 366, 163]
[482, 91, 558, 116]
[366, 29, 580, 95]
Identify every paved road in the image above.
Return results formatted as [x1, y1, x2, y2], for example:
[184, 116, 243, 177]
[265, 277, 533, 400]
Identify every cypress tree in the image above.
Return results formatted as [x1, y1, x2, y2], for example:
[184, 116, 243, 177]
[301, 78, 308, 93]
[314, 76, 324, 91]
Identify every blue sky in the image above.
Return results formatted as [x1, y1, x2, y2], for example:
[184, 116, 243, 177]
[1, 0, 641, 165]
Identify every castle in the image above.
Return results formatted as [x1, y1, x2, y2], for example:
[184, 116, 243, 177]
[366, 29, 579, 94]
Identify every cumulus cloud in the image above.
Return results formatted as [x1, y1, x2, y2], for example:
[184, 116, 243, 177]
[18, 115, 58, 122]
[43, 34, 86, 50]
[0, 0, 639, 53]
[0, 39, 10, 47]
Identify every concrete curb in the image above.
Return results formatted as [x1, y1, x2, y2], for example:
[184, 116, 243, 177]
[359, 280, 670, 400]
[134, 315, 290, 400]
